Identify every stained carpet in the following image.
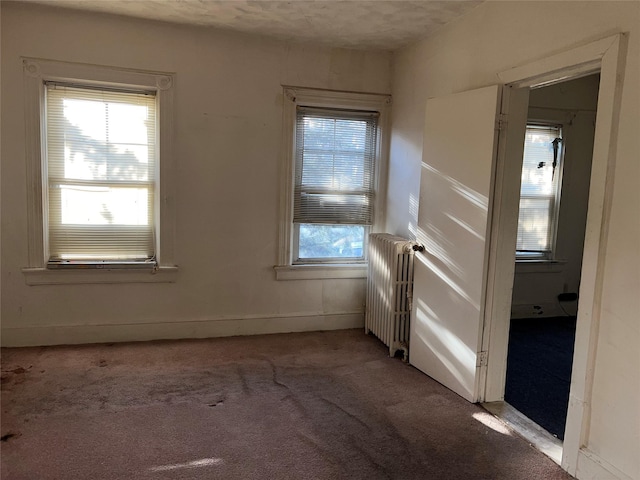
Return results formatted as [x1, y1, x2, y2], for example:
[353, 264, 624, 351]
[1, 329, 572, 479]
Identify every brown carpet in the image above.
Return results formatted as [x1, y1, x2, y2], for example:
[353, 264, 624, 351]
[1, 329, 572, 480]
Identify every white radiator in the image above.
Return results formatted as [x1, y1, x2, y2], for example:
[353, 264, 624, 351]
[365, 233, 418, 361]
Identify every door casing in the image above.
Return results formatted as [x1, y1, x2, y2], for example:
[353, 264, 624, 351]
[480, 34, 628, 476]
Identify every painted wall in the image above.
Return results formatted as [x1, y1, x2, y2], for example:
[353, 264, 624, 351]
[387, 1, 638, 479]
[0, 2, 391, 346]
[511, 75, 599, 319]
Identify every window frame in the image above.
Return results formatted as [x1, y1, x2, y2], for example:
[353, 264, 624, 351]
[275, 86, 391, 280]
[22, 58, 177, 285]
[515, 122, 565, 262]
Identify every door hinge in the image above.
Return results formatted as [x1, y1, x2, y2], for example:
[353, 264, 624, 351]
[496, 114, 507, 131]
[477, 351, 488, 367]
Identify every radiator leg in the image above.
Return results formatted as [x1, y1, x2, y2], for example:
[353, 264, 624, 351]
[399, 343, 409, 363]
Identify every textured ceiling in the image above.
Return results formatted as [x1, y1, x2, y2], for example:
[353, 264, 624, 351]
[20, 0, 482, 50]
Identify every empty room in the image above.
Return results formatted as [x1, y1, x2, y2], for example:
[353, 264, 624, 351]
[1, 1, 638, 479]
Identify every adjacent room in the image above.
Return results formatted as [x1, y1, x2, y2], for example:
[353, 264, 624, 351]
[504, 74, 599, 442]
[1, 1, 638, 480]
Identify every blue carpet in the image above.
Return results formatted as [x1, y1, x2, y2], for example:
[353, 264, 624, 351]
[504, 316, 577, 440]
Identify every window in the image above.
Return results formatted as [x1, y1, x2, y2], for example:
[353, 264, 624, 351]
[276, 87, 390, 280]
[293, 108, 377, 263]
[22, 58, 176, 284]
[516, 124, 564, 260]
[46, 84, 157, 264]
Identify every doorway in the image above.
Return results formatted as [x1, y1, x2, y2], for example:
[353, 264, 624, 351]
[505, 74, 600, 442]
[404, 32, 625, 477]
[481, 34, 627, 475]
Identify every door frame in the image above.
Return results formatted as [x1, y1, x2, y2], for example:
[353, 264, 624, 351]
[480, 33, 628, 476]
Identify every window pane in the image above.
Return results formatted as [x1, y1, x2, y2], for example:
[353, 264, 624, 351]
[334, 119, 367, 151]
[520, 128, 557, 196]
[294, 108, 377, 227]
[516, 125, 562, 256]
[55, 185, 150, 225]
[300, 117, 368, 190]
[298, 224, 365, 259]
[53, 96, 155, 183]
[516, 197, 552, 252]
[300, 152, 335, 188]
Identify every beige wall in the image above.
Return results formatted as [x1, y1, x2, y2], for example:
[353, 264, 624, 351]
[0, 2, 391, 345]
[2, 1, 638, 478]
[388, 1, 639, 479]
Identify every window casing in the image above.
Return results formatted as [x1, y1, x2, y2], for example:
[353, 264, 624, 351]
[22, 58, 176, 284]
[516, 124, 564, 260]
[276, 87, 390, 280]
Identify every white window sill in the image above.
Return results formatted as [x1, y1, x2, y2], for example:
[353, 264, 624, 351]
[514, 259, 566, 274]
[22, 266, 178, 285]
[274, 264, 367, 280]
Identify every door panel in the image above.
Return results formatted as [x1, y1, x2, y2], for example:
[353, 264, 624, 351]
[409, 85, 501, 402]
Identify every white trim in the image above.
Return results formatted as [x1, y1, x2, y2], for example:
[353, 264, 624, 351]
[22, 58, 177, 281]
[482, 33, 628, 477]
[564, 32, 627, 477]
[274, 264, 367, 280]
[497, 35, 616, 87]
[0, 311, 364, 347]
[277, 86, 391, 277]
[481, 86, 530, 402]
[22, 266, 178, 285]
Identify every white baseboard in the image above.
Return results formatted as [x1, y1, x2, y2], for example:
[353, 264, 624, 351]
[0, 312, 364, 347]
[577, 448, 634, 480]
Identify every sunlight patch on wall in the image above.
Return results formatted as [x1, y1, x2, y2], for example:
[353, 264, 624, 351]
[408, 192, 420, 237]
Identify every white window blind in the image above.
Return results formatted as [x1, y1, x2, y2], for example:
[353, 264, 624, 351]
[45, 83, 157, 262]
[516, 124, 563, 257]
[293, 107, 378, 226]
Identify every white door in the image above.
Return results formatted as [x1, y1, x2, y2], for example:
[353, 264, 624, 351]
[409, 85, 501, 403]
